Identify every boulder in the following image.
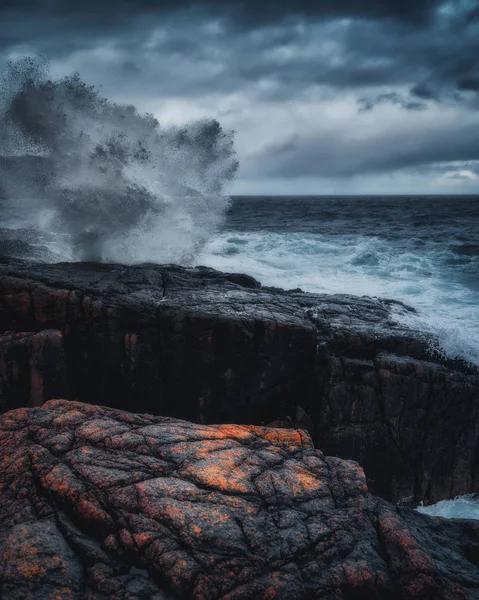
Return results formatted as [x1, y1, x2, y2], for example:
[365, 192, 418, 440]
[0, 400, 478, 599]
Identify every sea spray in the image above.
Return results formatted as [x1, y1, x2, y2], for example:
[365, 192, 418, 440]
[0, 57, 238, 262]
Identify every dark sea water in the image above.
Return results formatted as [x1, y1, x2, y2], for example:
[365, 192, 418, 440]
[2, 194, 478, 366]
[198, 196, 479, 366]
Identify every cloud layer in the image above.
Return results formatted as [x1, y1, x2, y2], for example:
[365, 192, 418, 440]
[1, 0, 478, 193]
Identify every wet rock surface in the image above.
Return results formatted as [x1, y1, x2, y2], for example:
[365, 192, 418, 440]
[1, 399, 479, 600]
[0, 261, 478, 504]
[0, 329, 69, 412]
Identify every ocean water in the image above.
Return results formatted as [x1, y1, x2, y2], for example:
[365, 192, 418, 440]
[198, 196, 479, 366]
[1, 194, 478, 367]
[417, 495, 479, 520]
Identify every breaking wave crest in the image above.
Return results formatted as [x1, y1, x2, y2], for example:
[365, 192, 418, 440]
[197, 229, 479, 366]
[0, 57, 238, 262]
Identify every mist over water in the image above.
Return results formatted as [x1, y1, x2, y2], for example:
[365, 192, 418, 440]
[0, 57, 238, 262]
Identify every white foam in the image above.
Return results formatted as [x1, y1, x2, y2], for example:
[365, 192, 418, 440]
[416, 495, 479, 520]
[390, 303, 479, 366]
[198, 230, 479, 365]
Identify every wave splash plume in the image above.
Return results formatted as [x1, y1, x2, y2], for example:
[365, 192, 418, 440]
[0, 57, 238, 263]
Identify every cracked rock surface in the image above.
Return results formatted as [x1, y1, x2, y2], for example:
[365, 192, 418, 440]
[1, 399, 479, 599]
[0, 261, 478, 504]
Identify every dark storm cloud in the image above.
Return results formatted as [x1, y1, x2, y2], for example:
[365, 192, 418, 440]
[410, 83, 440, 100]
[458, 77, 479, 92]
[0, 0, 444, 29]
[243, 119, 479, 179]
[1, 0, 478, 186]
[357, 93, 427, 112]
[1, 0, 478, 103]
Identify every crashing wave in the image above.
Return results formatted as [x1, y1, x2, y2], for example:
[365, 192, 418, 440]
[0, 56, 238, 263]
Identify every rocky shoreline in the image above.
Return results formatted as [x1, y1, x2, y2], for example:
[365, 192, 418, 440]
[1, 261, 478, 505]
[1, 399, 479, 599]
[0, 260, 478, 597]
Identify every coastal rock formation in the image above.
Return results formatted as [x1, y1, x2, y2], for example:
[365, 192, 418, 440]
[0, 329, 68, 412]
[1, 399, 479, 599]
[0, 261, 478, 504]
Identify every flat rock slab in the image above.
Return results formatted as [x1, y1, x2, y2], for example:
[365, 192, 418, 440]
[0, 262, 478, 504]
[1, 400, 479, 599]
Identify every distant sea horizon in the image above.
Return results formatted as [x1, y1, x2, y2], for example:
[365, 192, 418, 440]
[230, 193, 479, 197]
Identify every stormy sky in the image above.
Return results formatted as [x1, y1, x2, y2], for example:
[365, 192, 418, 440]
[1, 0, 479, 194]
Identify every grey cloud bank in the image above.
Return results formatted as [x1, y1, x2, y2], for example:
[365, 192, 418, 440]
[1, 0, 478, 193]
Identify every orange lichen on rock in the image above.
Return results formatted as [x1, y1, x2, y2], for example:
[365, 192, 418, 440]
[74, 498, 114, 530]
[264, 428, 311, 449]
[254, 461, 325, 504]
[41, 462, 87, 501]
[166, 438, 239, 462]
[377, 510, 440, 597]
[342, 561, 374, 587]
[0, 521, 81, 599]
[215, 424, 253, 441]
[378, 511, 434, 569]
[52, 409, 88, 428]
[0, 401, 478, 599]
[180, 447, 259, 495]
[247, 426, 314, 450]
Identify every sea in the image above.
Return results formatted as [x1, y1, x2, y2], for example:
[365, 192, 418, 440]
[2, 194, 478, 367]
[2, 193, 479, 518]
[199, 195, 479, 368]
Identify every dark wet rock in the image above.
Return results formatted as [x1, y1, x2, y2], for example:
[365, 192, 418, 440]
[0, 399, 478, 600]
[0, 330, 69, 412]
[0, 238, 36, 259]
[0, 261, 478, 504]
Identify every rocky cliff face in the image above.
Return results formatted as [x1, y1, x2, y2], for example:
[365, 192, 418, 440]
[1, 399, 478, 600]
[0, 330, 68, 412]
[0, 261, 478, 504]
